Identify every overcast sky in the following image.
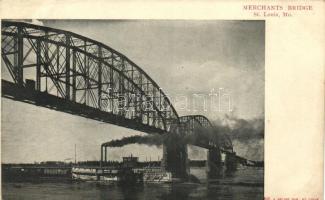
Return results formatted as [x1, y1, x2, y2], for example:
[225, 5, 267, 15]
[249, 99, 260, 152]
[1, 20, 264, 163]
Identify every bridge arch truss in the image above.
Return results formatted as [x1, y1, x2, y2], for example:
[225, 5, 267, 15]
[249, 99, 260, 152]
[1, 21, 179, 133]
[1, 21, 234, 154]
[179, 115, 233, 152]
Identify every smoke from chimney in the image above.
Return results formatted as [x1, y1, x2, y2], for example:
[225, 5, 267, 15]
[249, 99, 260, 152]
[103, 135, 164, 148]
[102, 116, 264, 161]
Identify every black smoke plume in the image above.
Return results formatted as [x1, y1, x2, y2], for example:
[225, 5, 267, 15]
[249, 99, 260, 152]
[103, 135, 164, 147]
[224, 117, 264, 141]
[216, 116, 264, 161]
[100, 117, 264, 145]
[102, 116, 264, 160]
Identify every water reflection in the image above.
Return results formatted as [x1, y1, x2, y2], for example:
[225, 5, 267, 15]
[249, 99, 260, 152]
[2, 168, 263, 200]
[119, 184, 145, 200]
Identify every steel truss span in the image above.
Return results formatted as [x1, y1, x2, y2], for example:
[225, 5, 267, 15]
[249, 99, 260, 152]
[1, 21, 233, 153]
[179, 115, 233, 152]
[1, 21, 179, 133]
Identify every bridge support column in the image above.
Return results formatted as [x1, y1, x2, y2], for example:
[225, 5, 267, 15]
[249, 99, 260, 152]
[162, 138, 189, 179]
[72, 51, 76, 101]
[225, 152, 237, 172]
[36, 40, 41, 91]
[65, 35, 71, 100]
[98, 46, 102, 110]
[206, 148, 222, 178]
[15, 26, 24, 86]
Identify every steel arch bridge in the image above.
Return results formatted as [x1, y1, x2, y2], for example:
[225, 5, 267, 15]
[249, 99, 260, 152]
[179, 115, 233, 152]
[1, 21, 233, 152]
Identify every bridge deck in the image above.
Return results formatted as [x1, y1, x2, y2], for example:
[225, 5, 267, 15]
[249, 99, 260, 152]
[1, 80, 165, 134]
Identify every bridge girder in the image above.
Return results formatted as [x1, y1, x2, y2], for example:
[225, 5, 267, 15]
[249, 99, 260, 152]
[179, 115, 233, 152]
[1, 21, 179, 132]
[1, 21, 234, 153]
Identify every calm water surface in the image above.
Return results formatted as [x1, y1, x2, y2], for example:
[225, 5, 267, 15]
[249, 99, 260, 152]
[2, 168, 263, 200]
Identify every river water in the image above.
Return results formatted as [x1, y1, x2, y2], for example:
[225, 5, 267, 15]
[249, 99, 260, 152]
[2, 167, 263, 200]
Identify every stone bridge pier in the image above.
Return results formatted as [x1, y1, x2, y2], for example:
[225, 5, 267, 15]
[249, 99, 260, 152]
[206, 148, 238, 178]
[206, 148, 222, 178]
[225, 152, 237, 172]
[161, 140, 189, 179]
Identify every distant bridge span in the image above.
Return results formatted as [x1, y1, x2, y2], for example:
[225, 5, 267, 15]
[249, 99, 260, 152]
[1, 21, 233, 152]
[179, 115, 233, 152]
